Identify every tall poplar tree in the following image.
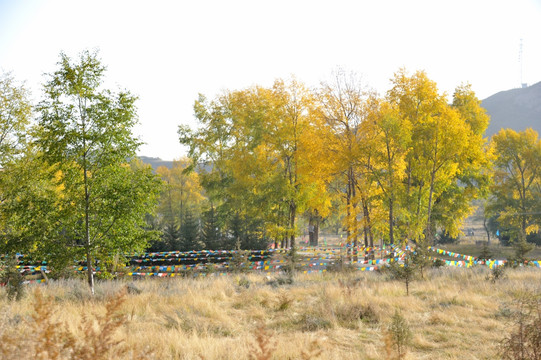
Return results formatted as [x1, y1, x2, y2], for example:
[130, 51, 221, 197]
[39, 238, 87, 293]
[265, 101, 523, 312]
[489, 128, 541, 243]
[318, 69, 369, 256]
[387, 70, 474, 245]
[35, 50, 161, 294]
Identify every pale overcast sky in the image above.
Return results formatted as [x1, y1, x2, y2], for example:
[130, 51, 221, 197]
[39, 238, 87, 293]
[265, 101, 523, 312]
[1, 0, 540, 160]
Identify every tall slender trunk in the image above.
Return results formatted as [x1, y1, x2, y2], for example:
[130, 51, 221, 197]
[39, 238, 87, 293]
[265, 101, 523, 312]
[386, 139, 395, 245]
[362, 201, 373, 247]
[415, 182, 424, 243]
[426, 123, 439, 246]
[405, 161, 412, 241]
[362, 220, 368, 247]
[345, 169, 352, 260]
[289, 201, 296, 249]
[389, 197, 394, 244]
[483, 216, 491, 246]
[81, 100, 94, 295]
[520, 170, 527, 238]
[308, 210, 320, 246]
[349, 167, 359, 262]
[83, 149, 94, 294]
[179, 185, 184, 232]
[426, 168, 436, 246]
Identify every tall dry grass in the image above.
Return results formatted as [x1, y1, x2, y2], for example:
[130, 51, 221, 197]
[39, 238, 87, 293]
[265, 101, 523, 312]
[0, 267, 539, 359]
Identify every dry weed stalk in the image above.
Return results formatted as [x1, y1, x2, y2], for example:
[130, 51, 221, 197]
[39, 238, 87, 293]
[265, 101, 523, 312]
[0, 288, 153, 360]
[500, 293, 541, 360]
[301, 339, 323, 359]
[249, 324, 276, 360]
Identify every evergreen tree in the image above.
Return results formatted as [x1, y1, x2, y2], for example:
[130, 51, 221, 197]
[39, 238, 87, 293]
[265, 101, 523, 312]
[180, 208, 201, 251]
[163, 222, 181, 250]
[201, 206, 222, 250]
[228, 212, 267, 250]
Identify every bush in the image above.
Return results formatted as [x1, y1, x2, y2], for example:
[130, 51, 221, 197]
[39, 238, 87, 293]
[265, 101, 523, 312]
[508, 238, 534, 266]
[486, 266, 506, 283]
[0, 288, 153, 359]
[387, 253, 418, 296]
[0, 255, 24, 301]
[436, 231, 459, 244]
[384, 310, 412, 360]
[478, 242, 493, 261]
[500, 293, 541, 360]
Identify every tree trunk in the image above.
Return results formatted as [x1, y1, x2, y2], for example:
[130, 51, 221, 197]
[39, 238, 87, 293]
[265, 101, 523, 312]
[426, 169, 436, 246]
[362, 200, 374, 248]
[346, 176, 352, 261]
[308, 211, 320, 246]
[289, 201, 296, 249]
[350, 167, 358, 262]
[84, 168, 94, 295]
[483, 216, 491, 246]
[389, 197, 394, 244]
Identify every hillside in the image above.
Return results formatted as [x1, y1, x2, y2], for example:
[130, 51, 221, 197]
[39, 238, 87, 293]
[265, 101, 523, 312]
[482, 81, 541, 137]
[138, 156, 174, 170]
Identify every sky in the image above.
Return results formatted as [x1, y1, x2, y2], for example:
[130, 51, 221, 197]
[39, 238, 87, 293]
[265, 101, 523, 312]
[1, 0, 540, 161]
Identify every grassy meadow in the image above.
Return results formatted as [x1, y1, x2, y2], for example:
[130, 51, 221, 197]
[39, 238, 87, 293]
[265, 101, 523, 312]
[1, 265, 540, 359]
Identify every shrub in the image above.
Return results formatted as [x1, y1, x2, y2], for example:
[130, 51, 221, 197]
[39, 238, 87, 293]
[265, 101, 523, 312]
[0, 288, 153, 360]
[387, 254, 418, 296]
[508, 238, 534, 266]
[230, 245, 250, 274]
[486, 266, 506, 283]
[500, 293, 541, 360]
[384, 310, 412, 360]
[335, 302, 379, 328]
[478, 242, 493, 261]
[0, 255, 24, 301]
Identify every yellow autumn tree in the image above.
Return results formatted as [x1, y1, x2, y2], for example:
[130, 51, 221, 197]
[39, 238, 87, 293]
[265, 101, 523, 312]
[318, 69, 371, 258]
[181, 79, 330, 249]
[156, 158, 205, 229]
[387, 69, 482, 245]
[363, 97, 411, 245]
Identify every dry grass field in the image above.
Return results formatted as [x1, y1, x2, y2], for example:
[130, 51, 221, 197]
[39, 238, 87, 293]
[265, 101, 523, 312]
[0, 266, 540, 359]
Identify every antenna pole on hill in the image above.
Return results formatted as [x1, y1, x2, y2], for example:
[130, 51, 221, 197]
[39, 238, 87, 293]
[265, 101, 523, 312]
[519, 39, 527, 88]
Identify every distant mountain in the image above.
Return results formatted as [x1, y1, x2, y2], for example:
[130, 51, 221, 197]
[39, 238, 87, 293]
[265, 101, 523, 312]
[138, 156, 174, 170]
[482, 81, 541, 137]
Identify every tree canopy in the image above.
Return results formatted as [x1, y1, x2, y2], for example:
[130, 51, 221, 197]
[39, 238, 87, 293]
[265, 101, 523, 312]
[0, 51, 162, 293]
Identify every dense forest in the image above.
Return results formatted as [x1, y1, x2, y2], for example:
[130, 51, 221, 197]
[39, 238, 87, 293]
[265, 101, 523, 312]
[1, 51, 540, 293]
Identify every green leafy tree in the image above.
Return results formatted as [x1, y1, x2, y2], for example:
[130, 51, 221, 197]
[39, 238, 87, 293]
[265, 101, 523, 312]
[488, 128, 541, 247]
[0, 72, 32, 165]
[31, 50, 161, 293]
